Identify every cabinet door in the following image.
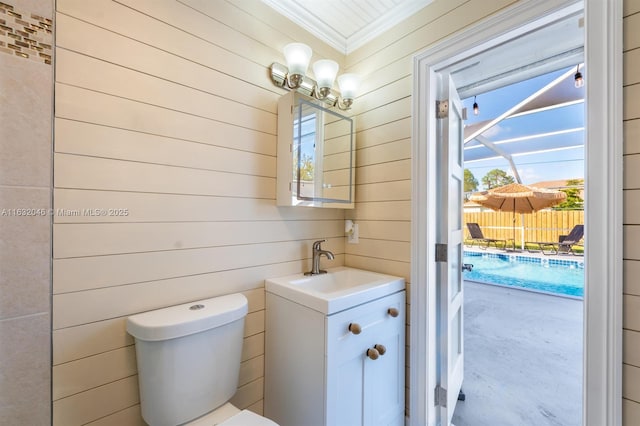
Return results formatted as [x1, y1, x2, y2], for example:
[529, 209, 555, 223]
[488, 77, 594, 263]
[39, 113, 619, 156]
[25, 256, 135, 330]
[326, 291, 405, 426]
[328, 337, 365, 426]
[364, 309, 405, 426]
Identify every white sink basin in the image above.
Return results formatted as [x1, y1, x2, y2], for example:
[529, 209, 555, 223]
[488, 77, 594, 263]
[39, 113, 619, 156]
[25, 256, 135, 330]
[265, 266, 405, 314]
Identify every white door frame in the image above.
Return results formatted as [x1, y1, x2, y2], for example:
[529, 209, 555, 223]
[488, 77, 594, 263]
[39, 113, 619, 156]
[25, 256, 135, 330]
[409, 1, 623, 425]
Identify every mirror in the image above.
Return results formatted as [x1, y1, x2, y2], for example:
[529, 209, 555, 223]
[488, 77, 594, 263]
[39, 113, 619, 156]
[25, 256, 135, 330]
[277, 92, 355, 208]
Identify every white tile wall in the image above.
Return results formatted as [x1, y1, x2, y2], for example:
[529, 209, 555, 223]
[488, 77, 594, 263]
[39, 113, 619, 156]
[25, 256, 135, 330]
[0, 2, 52, 423]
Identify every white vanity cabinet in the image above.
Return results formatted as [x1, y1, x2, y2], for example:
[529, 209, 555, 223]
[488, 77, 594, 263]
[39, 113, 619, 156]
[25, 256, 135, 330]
[265, 290, 406, 426]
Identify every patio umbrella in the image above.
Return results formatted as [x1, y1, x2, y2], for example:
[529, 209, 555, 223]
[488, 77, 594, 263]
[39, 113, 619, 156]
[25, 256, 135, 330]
[468, 182, 567, 250]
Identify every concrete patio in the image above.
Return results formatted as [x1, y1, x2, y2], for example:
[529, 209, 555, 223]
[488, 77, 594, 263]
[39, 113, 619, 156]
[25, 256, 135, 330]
[452, 281, 583, 426]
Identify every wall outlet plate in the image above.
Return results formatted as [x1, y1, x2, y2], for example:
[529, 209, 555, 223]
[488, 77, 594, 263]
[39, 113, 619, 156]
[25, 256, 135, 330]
[347, 224, 359, 244]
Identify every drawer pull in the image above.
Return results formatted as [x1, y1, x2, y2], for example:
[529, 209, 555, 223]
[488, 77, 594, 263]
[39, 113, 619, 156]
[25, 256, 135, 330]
[374, 344, 386, 355]
[348, 323, 362, 335]
[366, 348, 380, 360]
[388, 308, 399, 317]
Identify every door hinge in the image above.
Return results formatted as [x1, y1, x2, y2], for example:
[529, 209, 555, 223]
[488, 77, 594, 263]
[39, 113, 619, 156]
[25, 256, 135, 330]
[435, 385, 447, 407]
[435, 243, 448, 262]
[436, 100, 449, 118]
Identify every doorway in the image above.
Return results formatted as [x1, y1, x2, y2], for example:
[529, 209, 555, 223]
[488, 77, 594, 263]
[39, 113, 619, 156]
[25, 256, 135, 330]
[458, 62, 586, 425]
[408, 1, 623, 426]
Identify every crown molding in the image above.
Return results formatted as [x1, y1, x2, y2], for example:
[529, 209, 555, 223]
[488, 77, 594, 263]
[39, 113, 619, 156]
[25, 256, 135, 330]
[262, 0, 433, 55]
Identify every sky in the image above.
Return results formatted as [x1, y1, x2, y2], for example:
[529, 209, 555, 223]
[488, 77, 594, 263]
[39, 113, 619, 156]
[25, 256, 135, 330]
[461, 66, 584, 190]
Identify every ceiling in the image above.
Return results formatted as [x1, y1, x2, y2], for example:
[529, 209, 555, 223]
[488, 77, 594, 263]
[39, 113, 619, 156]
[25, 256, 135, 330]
[447, 10, 584, 98]
[463, 66, 585, 163]
[261, 0, 434, 54]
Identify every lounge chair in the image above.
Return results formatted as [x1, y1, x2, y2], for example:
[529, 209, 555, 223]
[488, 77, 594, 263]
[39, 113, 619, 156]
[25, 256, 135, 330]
[526, 224, 584, 255]
[465, 223, 507, 250]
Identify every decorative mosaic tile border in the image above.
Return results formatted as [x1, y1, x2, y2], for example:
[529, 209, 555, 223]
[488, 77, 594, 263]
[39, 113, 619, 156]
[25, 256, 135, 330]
[465, 250, 585, 269]
[0, 1, 52, 64]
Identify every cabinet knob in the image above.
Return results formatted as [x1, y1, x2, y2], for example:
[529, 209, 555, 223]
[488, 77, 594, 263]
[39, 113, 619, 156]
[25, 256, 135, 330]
[366, 348, 380, 360]
[388, 308, 399, 317]
[374, 344, 386, 355]
[348, 323, 362, 335]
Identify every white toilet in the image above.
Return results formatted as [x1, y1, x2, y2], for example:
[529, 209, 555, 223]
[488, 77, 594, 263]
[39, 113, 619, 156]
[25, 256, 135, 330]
[126, 293, 278, 426]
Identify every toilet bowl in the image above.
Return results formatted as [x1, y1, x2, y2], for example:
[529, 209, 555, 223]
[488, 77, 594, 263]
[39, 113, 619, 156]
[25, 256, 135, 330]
[126, 294, 278, 426]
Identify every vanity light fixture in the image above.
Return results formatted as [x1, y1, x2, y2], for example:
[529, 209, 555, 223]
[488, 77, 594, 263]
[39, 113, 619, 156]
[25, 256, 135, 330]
[270, 42, 360, 110]
[282, 42, 312, 89]
[574, 64, 584, 88]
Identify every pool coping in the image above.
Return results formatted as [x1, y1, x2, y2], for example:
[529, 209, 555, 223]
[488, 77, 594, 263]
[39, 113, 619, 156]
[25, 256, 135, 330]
[464, 279, 584, 300]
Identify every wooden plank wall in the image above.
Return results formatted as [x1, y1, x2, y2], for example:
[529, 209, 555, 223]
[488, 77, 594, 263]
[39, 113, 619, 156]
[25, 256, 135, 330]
[52, 0, 346, 424]
[464, 210, 584, 244]
[339, 0, 544, 275]
[623, 0, 640, 423]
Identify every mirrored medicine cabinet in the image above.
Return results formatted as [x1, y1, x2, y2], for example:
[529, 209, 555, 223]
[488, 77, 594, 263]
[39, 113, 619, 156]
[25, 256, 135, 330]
[276, 91, 355, 208]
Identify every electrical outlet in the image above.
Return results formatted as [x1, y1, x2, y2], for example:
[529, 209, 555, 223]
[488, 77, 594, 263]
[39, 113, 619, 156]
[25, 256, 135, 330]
[347, 224, 359, 244]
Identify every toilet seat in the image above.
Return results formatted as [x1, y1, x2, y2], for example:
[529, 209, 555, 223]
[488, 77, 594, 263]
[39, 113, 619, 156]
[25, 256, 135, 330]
[185, 403, 278, 426]
[218, 410, 279, 426]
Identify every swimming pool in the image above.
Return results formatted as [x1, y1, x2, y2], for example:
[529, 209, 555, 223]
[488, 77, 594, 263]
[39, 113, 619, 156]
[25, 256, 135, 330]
[463, 251, 584, 298]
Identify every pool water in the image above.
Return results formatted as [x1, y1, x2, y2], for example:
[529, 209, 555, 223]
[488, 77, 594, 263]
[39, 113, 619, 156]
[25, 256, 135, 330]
[463, 251, 584, 297]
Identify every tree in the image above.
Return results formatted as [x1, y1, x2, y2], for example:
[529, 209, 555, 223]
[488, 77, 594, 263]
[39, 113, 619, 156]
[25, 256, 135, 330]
[555, 179, 584, 210]
[464, 169, 479, 199]
[482, 168, 515, 189]
[298, 153, 315, 181]
[292, 148, 315, 181]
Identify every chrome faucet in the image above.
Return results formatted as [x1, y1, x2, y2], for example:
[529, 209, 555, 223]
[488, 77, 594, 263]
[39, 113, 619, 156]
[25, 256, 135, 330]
[305, 239, 335, 275]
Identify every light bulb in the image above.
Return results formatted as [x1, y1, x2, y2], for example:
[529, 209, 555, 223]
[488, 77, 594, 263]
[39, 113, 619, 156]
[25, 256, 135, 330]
[283, 43, 312, 88]
[473, 96, 479, 116]
[574, 70, 584, 88]
[312, 59, 339, 98]
[338, 73, 361, 101]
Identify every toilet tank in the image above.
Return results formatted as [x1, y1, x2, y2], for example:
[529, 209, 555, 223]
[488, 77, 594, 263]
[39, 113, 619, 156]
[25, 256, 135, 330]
[127, 294, 248, 426]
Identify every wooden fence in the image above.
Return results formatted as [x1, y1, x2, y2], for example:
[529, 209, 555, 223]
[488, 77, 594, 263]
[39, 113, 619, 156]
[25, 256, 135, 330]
[464, 210, 584, 245]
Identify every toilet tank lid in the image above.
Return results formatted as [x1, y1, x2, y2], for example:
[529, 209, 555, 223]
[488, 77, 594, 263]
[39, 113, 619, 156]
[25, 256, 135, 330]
[126, 293, 248, 341]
